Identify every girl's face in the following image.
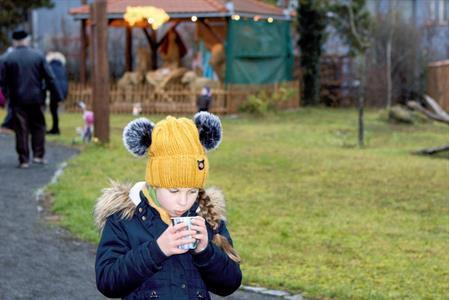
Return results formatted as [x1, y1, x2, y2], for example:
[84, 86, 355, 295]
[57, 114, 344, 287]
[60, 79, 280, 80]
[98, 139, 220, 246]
[156, 187, 199, 217]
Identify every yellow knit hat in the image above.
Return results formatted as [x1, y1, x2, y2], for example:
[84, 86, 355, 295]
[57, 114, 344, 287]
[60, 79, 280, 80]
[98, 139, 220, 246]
[123, 112, 222, 188]
[146, 116, 208, 188]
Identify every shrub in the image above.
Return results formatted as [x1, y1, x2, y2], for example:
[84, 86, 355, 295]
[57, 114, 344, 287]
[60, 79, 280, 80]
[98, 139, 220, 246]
[239, 84, 295, 115]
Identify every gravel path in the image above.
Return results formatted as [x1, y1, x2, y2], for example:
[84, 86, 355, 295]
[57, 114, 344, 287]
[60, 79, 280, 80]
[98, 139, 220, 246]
[0, 133, 102, 299]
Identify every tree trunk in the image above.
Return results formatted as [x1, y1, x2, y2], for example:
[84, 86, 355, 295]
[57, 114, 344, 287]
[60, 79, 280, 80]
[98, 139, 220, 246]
[91, 0, 110, 143]
[297, 0, 326, 106]
[417, 143, 449, 155]
[407, 95, 449, 155]
[125, 27, 133, 72]
[358, 54, 367, 147]
[80, 0, 88, 83]
[407, 96, 449, 124]
[386, 39, 392, 109]
[358, 88, 365, 147]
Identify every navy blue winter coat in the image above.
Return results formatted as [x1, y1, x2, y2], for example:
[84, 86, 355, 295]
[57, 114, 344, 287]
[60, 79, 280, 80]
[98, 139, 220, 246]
[95, 182, 242, 299]
[48, 60, 68, 101]
[0, 46, 63, 106]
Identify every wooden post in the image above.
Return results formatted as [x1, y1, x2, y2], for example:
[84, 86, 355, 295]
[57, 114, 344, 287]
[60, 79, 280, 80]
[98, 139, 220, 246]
[125, 26, 133, 71]
[151, 28, 158, 70]
[90, 5, 96, 104]
[91, 0, 110, 143]
[80, 19, 88, 84]
[80, 0, 88, 84]
[142, 27, 158, 70]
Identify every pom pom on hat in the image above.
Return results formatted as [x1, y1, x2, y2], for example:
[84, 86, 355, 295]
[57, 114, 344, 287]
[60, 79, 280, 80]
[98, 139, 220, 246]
[194, 111, 222, 151]
[123, 113, 223, 188]
[123, 118, 154, 157]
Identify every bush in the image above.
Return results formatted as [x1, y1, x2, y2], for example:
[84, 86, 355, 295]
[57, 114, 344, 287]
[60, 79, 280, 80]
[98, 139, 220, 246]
[239, 84, 295, 115]
[239, 94, 269, 115]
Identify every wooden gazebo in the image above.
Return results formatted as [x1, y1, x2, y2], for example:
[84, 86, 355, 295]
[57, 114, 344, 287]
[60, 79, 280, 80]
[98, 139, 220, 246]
[70, 0, 289, 81]
[68, 0, 298, 114]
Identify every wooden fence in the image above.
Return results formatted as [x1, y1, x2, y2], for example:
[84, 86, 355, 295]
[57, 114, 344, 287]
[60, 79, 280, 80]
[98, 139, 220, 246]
[63, 81, 300, 114]
[427, 60, 449, 111]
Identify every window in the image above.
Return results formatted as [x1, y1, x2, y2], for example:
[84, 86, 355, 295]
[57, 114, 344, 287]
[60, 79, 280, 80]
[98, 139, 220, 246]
[430, 0, 449, 25]
[430, 0, 436, 21]
[442, 0, 449, 22]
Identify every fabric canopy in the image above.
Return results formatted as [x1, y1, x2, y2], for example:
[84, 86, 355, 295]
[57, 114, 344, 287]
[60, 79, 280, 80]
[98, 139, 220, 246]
[225, 19, 293, 84]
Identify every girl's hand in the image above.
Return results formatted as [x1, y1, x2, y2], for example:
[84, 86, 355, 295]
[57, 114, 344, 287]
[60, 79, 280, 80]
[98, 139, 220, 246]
[190, 217, 209, 253]
[156, 222, 196, 256]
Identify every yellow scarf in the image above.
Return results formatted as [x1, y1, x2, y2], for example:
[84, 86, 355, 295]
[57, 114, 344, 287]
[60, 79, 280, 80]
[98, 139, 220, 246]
[141, 186, 172, 225]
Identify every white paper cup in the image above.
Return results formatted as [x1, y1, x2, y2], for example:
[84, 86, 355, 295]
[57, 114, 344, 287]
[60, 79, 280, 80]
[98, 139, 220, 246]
[171, 216, 198, 250]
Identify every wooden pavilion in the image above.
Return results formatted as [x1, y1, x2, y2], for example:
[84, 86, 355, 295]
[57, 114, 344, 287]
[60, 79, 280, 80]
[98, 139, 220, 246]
[68, 0, 298, 114]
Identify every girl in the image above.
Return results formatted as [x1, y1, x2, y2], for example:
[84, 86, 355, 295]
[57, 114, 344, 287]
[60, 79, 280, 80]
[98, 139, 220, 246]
[95, 112, 242, 299]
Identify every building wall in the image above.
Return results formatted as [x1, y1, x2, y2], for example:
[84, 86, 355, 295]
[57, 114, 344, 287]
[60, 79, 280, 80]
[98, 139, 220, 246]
[321, 0, 449, 62]
[366, 0, 449, 62]
[32, 0, 84, 49]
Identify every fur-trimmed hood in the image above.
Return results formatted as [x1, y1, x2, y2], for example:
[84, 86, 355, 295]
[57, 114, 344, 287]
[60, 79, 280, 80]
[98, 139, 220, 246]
[94, 181, 227, 232]
[46, 51, 66, 65]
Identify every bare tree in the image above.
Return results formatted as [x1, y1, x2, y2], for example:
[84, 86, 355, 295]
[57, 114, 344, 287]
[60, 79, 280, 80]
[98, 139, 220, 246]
[366, 8, 426, 107]
[330, 2, 370, 147]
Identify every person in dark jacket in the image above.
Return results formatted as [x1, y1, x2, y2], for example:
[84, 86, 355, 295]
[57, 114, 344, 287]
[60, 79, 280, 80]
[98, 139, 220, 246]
[0, 46, 14, 131]
[95, 112, 242, 299]
[0, 30, 63, 168]
[0, 87, 5, 108]
[45, 51, 68, 135]
[196, 86, 212, 112]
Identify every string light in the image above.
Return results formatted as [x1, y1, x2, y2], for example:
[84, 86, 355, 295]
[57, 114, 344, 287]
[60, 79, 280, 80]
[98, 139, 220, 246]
[267, 17, 273, 23]
[124, 6, 169, 29]
[191, 16, 198, 22]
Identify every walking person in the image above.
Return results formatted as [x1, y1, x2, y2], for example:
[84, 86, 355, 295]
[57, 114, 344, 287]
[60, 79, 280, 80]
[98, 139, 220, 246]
[0, 87, 5, 108]
[196, 86, 213, 112]
[0, 30, 62, 168]
[46, 51, 68, 135]
[0, 46, 14, 131]
[95, 112, 242, 299]
[0, 86, 15, 134]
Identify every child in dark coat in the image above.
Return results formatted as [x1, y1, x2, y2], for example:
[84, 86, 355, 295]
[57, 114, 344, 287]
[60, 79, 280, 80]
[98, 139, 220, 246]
[196, 86, 212, 112]
[95, 112, 242, 299]
[46, 51, 68, 134]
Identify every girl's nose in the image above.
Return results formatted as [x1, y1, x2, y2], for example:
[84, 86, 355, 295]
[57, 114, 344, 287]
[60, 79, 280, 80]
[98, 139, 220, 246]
[178, 194, 188, 206]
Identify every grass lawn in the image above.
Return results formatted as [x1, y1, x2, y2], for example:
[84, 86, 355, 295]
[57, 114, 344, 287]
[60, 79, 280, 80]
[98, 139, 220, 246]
[3, 107, 448, 299]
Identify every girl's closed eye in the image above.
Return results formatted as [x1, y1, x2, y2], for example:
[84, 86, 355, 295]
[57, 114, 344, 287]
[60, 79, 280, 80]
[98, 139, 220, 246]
[169, 189, 179, 193]
[190, 189, 198, 194]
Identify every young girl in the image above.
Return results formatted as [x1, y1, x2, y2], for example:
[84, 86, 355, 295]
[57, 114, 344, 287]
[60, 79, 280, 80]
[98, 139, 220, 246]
[95, 112, 242, 299]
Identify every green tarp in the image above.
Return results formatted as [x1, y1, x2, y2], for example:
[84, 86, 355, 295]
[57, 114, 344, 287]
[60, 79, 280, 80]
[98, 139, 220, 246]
[225, 19, 293, 84]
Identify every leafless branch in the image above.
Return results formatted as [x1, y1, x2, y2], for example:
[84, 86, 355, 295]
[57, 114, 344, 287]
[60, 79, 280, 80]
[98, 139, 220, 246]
[406, 95, 449, 125]
[416, 142, 449, 155]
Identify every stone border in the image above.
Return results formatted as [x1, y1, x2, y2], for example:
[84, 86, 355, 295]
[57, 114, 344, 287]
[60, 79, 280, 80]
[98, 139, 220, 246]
[240, 285, 308, 300]
[35, 161, 69, 214]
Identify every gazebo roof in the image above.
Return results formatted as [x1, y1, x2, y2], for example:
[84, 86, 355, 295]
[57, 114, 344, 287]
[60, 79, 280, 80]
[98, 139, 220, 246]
[69, 0, 290, 20]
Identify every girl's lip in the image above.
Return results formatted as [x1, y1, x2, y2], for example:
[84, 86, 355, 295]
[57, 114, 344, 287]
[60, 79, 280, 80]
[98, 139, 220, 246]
[175, 210, 185, 216]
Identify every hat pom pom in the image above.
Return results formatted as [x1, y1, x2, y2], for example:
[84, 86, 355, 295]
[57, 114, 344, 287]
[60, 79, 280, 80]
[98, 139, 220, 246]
[194, 112, 222, 151]
[123, 118, 154, 157]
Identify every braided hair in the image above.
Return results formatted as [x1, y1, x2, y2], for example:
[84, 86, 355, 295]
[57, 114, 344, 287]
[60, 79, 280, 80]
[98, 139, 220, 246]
[197, 189, 241, 263]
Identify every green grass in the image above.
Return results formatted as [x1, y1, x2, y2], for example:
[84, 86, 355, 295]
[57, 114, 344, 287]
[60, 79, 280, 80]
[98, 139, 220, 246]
[3, 107, 448, 299]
